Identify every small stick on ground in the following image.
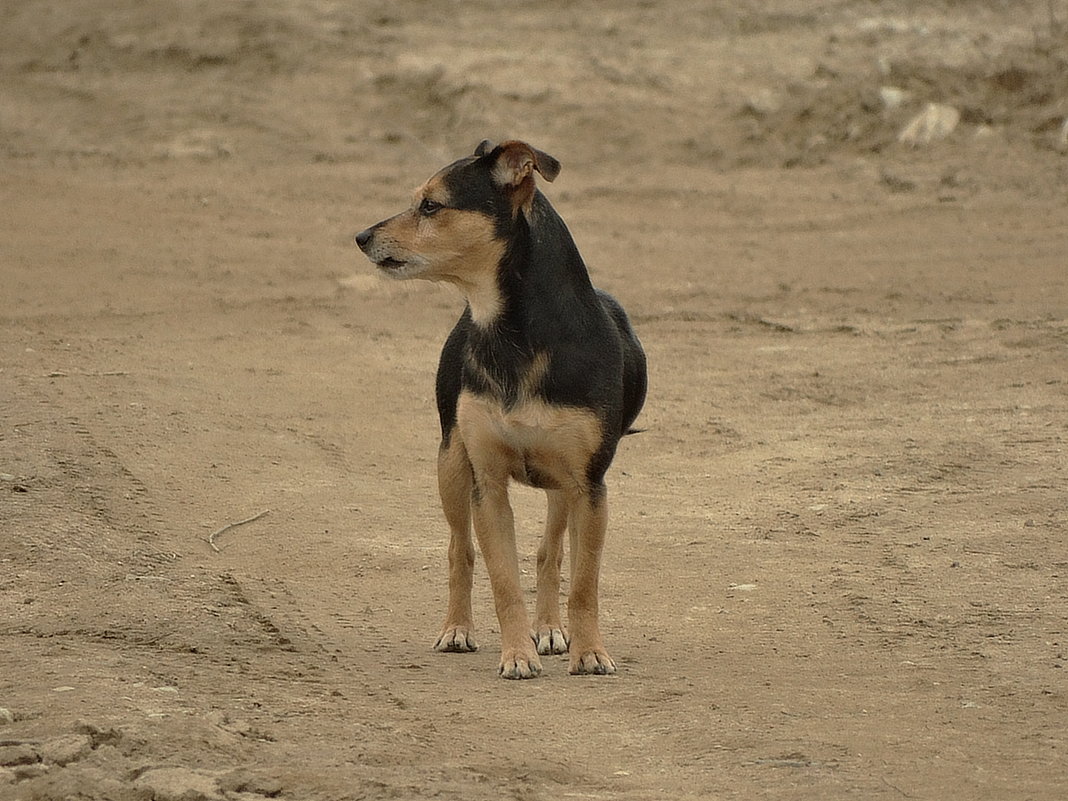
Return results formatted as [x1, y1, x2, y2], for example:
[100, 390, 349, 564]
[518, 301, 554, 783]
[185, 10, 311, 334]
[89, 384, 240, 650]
[207, 509, 270, 552]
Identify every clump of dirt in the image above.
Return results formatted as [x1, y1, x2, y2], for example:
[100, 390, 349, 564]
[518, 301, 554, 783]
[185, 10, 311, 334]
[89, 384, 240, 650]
[739, 15, 1068, 165]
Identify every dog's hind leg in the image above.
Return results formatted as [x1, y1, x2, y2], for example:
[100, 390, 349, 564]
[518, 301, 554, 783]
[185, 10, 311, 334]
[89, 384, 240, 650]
[534, 489, 569, 655]
[433, 435, 478, 653]
[566, 484, 616, 675]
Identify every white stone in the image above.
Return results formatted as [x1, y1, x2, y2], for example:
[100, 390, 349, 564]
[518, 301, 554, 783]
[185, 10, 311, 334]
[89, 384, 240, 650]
[898, 103, 960, 146]
[879, 86, 909, 110]
[744, 88, 783, 117]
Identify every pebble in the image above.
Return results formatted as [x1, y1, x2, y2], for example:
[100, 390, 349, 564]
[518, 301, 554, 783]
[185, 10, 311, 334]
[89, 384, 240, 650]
[898, 103, 960, 145]
[879, 86, 909, 110]
[743, 88, 783, 117]
[0, 708, 14, 725]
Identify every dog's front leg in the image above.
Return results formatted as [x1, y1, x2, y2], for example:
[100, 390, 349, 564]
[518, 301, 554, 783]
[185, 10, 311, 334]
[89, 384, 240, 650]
[534, 489, 569, 655]
[567, 484, 616, 675]
[471, 478, 542, 679]
[433, 436, 478, 653]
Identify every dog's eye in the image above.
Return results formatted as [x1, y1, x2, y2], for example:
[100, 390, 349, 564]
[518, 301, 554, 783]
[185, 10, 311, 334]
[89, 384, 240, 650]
[419, 198, 444, 216]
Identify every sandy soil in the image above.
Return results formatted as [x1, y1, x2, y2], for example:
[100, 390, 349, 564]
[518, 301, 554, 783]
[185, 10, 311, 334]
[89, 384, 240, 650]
[2, 1, 1067, 799]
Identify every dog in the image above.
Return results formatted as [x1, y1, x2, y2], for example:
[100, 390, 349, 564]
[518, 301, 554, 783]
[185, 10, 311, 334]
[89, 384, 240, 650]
[355, 140, 646, 678]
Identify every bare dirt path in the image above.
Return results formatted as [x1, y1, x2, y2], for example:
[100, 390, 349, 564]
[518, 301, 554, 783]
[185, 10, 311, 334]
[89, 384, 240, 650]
[3, 2, 1067, 799]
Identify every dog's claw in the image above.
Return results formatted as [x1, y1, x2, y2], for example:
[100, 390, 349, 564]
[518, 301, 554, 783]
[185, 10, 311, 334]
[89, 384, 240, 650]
[569, 649, 617, 676]
[434, 626, 478, 653]
[498, 647, 543, 679]
[534, 626, 569, 655]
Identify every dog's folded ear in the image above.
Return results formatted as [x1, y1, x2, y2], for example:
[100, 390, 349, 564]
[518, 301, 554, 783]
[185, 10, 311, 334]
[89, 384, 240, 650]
[484, 140, 561, 189]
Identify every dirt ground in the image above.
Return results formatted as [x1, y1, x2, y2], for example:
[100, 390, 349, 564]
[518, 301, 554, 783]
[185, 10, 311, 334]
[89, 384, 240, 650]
[2, 1, 1067, 799]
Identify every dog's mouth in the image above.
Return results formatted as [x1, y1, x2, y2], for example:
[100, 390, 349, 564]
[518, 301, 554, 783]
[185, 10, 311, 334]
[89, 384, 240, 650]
[371, 253, 427, 280]
[375, 257, 407, 272]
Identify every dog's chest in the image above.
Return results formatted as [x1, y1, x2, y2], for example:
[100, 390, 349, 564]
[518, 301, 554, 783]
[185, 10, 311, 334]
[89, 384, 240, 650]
[456, 390, 602, 489]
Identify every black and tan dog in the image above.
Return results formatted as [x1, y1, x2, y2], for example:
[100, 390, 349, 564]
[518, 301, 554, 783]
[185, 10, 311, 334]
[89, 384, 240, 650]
[355, 140, 646, 678]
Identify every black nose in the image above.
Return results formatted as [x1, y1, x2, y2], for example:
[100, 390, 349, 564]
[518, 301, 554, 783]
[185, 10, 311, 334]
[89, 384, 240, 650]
[354, 228, 373, 250]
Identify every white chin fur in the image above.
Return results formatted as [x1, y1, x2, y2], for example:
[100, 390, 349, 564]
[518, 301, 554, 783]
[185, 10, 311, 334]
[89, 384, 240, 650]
[378, 261, 428, 280]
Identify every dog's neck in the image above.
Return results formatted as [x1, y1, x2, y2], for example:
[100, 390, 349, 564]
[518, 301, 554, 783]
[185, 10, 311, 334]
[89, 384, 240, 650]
[471, 191, 598, 343]
[456, 275, 504, 326]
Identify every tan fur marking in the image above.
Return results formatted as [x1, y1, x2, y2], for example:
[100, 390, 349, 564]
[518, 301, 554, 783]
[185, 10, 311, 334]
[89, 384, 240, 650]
[454, 389, 614, 674]
[433, 435, 478, 653]
[413, 172, 451, 207]
[454, 389, 608, 676]
[564, 493, 613, 674]
[534, 489, 569, 655]
[520, 351, 550, 400]
[457, 391, 603, 493]
[465, 349, 550, 402]
[365, 171, 505, 323]
[470, 478, 539, 677]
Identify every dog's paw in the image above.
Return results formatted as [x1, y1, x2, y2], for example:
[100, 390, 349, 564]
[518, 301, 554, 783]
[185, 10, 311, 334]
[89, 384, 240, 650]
[434, 625, 478, 653]
[534, 625, 569, 655]
[498, 646, 542, 679]
[568, 648, 616, 676]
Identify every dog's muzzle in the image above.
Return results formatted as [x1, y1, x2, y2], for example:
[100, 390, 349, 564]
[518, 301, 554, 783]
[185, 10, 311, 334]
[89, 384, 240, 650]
[354, 227, 374, 251]
[355, 226, 410, 274]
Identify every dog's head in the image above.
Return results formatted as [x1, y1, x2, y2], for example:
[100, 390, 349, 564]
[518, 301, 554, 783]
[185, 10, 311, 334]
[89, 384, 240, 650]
[354, 140, 560, 286]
